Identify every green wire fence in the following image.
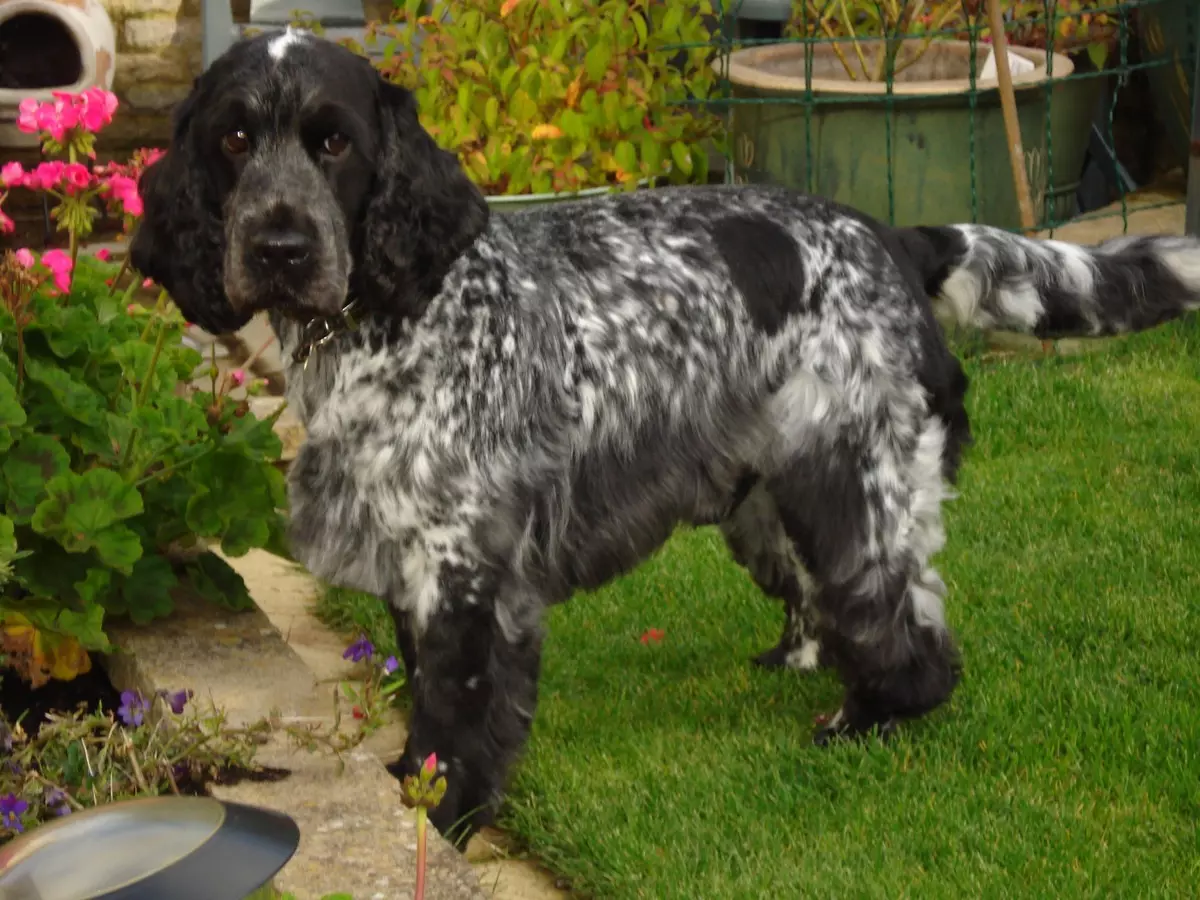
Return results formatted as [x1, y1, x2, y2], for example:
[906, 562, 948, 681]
[687, 0, 1198, 236]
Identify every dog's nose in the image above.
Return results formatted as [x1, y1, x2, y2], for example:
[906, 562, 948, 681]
[251, 229, 313, 267]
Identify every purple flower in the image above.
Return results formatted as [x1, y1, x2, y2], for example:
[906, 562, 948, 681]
[117, 689, 149, 727]
[158, 688, 194, 715]
[43, 787, 71, 817]
[342, 635, 374, 663]
[381, 655, 400, 676]
[0, 793, 28, 832]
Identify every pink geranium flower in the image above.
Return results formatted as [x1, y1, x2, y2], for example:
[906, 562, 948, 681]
[79, 87, 118, 132]
[40, 248, 74, 293]
[16, 97, 42, 135]
[15, 88, 119, 144]
[14, 249, 35, 268]
[61, 162, 93, 193]
[24, 161, 65, 191]
[104, 173, 143, 217]
[94, 248, 112, 262]
[0, 162, 23, 187]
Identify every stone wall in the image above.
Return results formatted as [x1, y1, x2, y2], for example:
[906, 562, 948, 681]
[99, 0, 202, 156]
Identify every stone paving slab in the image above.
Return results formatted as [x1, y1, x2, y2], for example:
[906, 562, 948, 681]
[100, 563, 486, 900]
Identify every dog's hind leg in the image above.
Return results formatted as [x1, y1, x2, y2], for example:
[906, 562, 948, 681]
[719, 483, 825, 672]
[767, 414, 962, 744]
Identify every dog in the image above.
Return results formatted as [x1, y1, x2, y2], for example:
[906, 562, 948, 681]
[129, 29, 1200, 844]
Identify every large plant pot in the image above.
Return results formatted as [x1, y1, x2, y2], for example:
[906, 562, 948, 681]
[1040, 51, 1108, 222]
[725, 40, 1080, 229]
[1138, 0, 1198, 172]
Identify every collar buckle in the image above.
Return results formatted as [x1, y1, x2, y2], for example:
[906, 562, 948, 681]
[292, 298, 363, 367]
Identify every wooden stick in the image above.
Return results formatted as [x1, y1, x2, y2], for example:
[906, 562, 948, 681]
[987, 0, 1037, 232]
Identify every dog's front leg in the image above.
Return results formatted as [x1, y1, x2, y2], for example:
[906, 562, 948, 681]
[389, 568, 543, 848]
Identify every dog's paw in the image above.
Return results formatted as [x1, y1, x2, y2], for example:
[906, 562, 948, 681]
[812, 708, 897, 746]
[753, 638, 823, 672]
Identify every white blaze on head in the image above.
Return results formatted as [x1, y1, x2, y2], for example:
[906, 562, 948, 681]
[268, 26, 308, 61]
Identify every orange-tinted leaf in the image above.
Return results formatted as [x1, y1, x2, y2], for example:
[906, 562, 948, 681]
[531, 124, 564, 140]
[565, 74, 584, 110]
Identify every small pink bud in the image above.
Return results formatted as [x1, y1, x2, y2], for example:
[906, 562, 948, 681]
[127, 303, 138, 313]
[94, 248, 112, 262]
[142, 277, 154, 288]
[229, 369, 246, 387]
[421, 753, 438, 778]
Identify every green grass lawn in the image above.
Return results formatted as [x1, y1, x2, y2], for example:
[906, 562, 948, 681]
[318, 319, 1200, 899]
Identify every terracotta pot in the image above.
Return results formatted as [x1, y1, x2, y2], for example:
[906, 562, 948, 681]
[0, 0, 116, 148]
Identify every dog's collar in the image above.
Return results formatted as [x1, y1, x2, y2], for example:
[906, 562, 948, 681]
[291, 297, 364, 366]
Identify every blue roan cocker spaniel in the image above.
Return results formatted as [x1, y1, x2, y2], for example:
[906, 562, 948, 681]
[130, 28, 1200, 845]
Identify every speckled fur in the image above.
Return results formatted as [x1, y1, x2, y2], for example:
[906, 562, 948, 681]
[130, 32, 1200, 847]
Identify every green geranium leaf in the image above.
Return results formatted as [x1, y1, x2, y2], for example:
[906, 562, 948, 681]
[120, 553, 178, 624]
[57, 602, 112, 652]
[0, 513, 16, 560]
[11, 531, 94, 599]
[75, 567, 113, 606]
[31, 469, 145, 573]
[0, 372, 26, 453]
[4, 434, 71, 523]
[24, 356, 107, 428]
[220, 516, 270, 558]
[43, 306, 104, 358]
[90, 524, 143, 574]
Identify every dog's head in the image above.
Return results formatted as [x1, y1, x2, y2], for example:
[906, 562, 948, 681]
[130, 30, 489, 334]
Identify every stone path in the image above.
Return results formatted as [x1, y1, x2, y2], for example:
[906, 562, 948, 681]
[225, 549, 571, 900]
[103, 577, 486, 900]
[102, 545, 569, 900]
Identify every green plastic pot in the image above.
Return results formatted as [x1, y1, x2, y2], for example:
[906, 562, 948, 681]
[1138, 0, 1198, 171]
[485, 180, 656, 213]
[485, 183, 621, 213]
[724, 39, 1084, 230]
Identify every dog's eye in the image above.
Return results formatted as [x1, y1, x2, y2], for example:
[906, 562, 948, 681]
[221, 129, 250, 156]
[321, 132, 350, 158]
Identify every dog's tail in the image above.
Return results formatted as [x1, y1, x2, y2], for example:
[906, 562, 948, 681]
[896, 224, 1200, 338]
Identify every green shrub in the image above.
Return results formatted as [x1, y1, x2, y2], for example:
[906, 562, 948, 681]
[367, 0, 725, 195]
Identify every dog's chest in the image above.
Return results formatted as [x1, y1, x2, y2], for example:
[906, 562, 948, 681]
[283, 344, 467, 533]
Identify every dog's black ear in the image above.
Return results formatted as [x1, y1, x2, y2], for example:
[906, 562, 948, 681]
[129, 80, 253, 335]
[355, 77, 489, 318]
